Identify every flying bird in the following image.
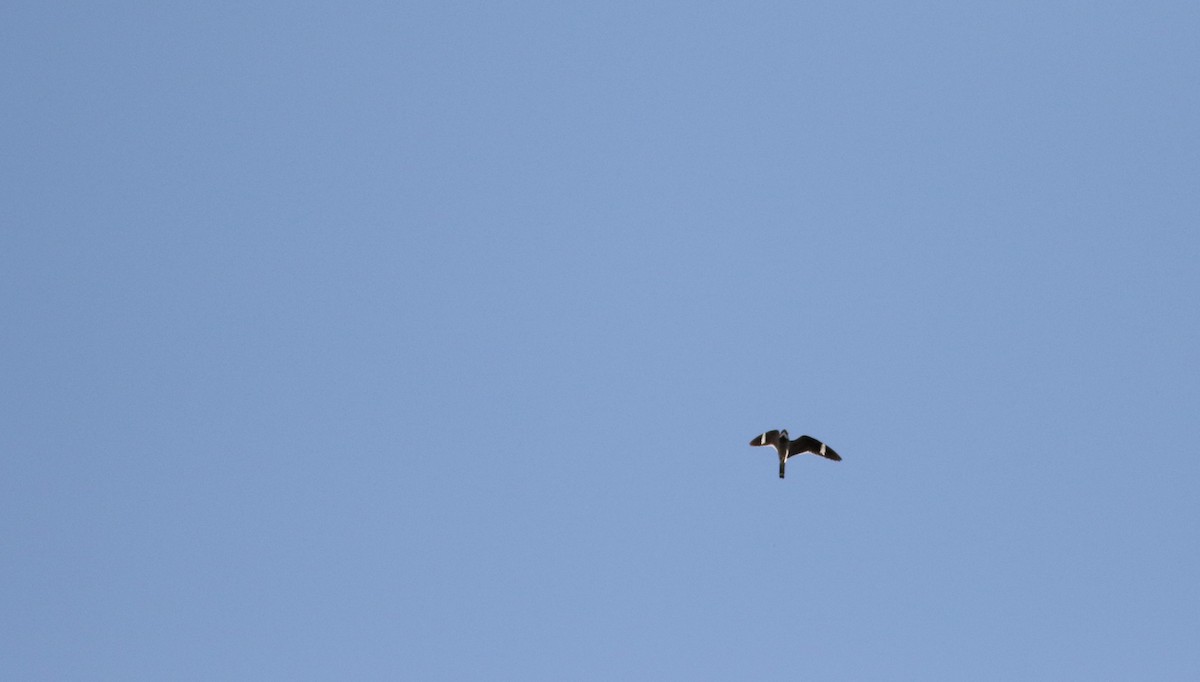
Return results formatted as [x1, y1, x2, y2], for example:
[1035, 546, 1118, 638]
[749, 429, 841, 479]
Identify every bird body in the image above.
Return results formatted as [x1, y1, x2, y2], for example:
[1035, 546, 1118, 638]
[749, 429, 841, 479]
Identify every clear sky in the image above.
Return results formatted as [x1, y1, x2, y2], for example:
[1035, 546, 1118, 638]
[3, 2, 1198, 679]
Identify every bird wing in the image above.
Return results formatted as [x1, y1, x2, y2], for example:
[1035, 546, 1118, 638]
[789, 435, 842, 461]
[749, 430, 781, 447]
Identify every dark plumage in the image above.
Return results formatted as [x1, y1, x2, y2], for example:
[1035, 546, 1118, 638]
[749, 429, 841, 479]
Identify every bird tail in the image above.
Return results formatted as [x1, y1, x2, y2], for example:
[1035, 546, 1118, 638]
[779, 460, 786, 479]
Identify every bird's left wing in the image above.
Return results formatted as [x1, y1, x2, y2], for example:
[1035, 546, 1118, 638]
[790, 435, 842, 461]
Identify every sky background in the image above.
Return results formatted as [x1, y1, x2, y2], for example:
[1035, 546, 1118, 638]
[3, 1, 1199, 679]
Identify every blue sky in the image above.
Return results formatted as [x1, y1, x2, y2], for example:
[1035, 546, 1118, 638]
[3, 1, 1198, 679]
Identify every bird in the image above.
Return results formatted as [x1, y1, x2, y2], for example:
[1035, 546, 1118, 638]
[749, 429, 841, 479]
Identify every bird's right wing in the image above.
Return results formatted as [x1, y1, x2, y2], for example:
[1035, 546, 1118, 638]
[749, 430, 781, 447]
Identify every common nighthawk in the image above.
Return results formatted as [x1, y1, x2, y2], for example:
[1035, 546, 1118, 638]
[749, 429, 841, 479]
